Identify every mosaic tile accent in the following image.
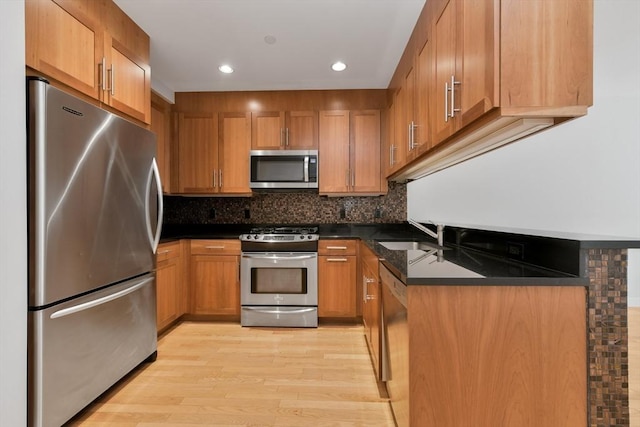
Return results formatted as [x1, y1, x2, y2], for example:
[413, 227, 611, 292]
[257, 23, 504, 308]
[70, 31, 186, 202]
[587, 248, 629, 427]
[163, 182, 407, 225]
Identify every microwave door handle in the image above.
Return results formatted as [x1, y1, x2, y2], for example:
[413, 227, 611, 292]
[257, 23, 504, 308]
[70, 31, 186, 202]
[304, 156, 309, 182]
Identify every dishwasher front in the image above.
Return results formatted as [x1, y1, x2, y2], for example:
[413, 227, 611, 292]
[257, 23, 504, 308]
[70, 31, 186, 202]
[381, 265, 409, 427]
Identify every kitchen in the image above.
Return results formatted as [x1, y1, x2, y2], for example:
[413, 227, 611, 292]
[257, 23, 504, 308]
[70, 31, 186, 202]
[2, 1, 640, 427]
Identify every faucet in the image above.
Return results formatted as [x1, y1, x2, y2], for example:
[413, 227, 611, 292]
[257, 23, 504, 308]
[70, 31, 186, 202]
[408, 219, 445, 247]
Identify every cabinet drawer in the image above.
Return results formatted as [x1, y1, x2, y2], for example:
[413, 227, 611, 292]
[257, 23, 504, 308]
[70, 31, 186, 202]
[156, 241, 181, 262]
[190, 239, 241, 255]
[319, 239, 358, 256]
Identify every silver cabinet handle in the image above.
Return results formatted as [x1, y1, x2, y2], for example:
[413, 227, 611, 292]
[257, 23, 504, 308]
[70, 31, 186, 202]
[444, 80, 449, 122]
[219, 169, 223, 188]
[243, 307, 316, 315]
[285, 127, 289, 146]
[363, 276, 368, 302]
[326, 246, 348, 250]
[107, 64, 115, 96]
[408, 122, 412, 151]
[242, 254, 316, 260]
[326, 258, 348, 262]
[390, 144, 395, 166]
[100, 57, 107, 91]
[157, 249, 171, 255]
[448, 75, 461, 120]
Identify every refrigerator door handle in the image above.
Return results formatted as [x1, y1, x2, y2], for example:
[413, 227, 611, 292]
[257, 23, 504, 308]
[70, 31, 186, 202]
[50, 277, 154, 319]
[145, 158, 164, 254]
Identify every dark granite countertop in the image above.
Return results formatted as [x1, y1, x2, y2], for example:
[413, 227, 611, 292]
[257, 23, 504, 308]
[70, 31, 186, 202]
[159, 222, 600, 286]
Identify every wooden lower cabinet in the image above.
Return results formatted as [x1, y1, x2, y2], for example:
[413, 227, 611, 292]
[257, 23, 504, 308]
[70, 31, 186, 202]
[190, 240, 241, 316]
[360, 242, 382, 380]
[318, 240, 358, 318]
[156, 240, 185, 332]
[407, 285, 587, 426]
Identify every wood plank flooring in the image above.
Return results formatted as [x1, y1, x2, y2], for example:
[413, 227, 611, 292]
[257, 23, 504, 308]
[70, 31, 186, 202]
[67, 322, 394, 427]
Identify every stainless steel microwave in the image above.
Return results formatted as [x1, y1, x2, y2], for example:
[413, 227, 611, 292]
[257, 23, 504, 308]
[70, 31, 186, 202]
[249, 150, 318, 189]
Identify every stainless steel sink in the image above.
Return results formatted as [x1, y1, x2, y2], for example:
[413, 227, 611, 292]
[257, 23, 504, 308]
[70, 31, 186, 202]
[377, 241, 445, 251]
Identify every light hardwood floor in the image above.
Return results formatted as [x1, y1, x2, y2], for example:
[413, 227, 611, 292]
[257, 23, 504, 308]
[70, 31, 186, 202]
[631, 307, 640, 426]
[67, 322, 394, 427]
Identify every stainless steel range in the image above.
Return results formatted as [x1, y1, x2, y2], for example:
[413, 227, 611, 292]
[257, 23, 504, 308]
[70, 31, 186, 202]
[240, 226, 319, 327]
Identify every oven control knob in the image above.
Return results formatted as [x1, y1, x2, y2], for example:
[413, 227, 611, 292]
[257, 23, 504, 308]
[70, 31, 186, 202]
[246, 235, 251, 239]
[299, 235, 304, 240]
[307, 235, 313, 239]
[254, 235, 259, 240]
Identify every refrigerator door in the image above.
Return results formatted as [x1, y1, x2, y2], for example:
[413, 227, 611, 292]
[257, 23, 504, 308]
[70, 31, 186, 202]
[28, 274, 157, 427]
[28, 79, 161, 307]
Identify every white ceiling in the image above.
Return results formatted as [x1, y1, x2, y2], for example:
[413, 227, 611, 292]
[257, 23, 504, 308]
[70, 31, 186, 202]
[113, 0, 426, 99]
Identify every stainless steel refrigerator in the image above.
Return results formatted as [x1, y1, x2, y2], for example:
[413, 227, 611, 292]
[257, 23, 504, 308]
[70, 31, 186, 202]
[26, 77, 163, 427]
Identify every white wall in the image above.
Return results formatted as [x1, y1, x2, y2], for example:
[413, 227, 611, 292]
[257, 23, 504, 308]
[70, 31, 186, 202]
[0, 0, 27, 425]
[408, 1, 640, 301]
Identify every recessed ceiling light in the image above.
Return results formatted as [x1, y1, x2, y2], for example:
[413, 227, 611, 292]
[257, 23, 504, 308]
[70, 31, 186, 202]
[218, 64, 234, 74]
[264, 35, 277, 45]
[331, 61, 347, 72]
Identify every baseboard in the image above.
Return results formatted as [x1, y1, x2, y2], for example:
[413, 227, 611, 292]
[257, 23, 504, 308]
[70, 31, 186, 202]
[628, 297, 640, 307]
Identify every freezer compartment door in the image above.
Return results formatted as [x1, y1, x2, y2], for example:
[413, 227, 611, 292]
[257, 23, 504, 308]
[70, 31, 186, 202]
[29, 274, 157, 427]
[28, 79, 161, 307]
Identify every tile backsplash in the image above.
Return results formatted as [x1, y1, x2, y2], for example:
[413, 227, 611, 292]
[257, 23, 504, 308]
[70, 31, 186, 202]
[163, 182, 406, 225]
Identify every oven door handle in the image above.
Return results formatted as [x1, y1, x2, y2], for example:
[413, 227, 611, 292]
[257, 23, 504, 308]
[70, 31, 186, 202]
[242, 307, 317, 315]
[241, 254, 316, 260]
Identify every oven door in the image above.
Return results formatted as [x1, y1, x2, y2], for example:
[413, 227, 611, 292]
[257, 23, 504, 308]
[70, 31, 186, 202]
[241, 252, 318, 306]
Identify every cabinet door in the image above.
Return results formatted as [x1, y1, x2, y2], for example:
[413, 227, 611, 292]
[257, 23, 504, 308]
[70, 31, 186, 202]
[251, 111, 285, 150]
[384, 101, 396, 177]
[350, 110, 381, 193]
[191, 255, 240, 315]
[285, 111, 318, 149]
[432, 0, 459, 145]
[459, 0, 498, 127]
[151, 93, 171, 193]
[218, 112, 251, 194]
[392, 87, 407, 172]
[415, 36, 432, 153]
[405, 65, 418, 161]
[156, 257, 179, 331]
[318, 111, 350, 194]
[104, 40, 151, 124]
[26, 0, 105, 100]
[318, 256, 357, 317]
[177, 112, 218, 193]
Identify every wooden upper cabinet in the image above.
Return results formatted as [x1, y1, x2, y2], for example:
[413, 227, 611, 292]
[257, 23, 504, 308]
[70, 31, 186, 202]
[432, 0, 460, 145]
[103, 0, 151, 124]
[251, 111, 284, 150]
[414, 37, 432, 154]
[151, 93, 172, 193]
[350, 110, 381, 193]
[319, 110, 350, 194]
[432, 0, 499, 146]
[26, 0, 104, 100]
[177, 112, 218, 193]
[251, 110, 318, 150]
[319, 110, 383, 196]
[285, 111, 318, 149]
[218, 112, 252, 194]
[391, 87, 407, 174]
[176, 112, 251, 195]
[25, 0, 151, 124]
